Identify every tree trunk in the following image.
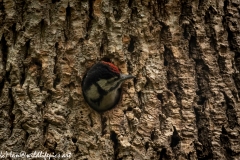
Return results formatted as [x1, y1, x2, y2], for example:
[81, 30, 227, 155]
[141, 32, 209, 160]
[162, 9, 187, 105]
[0, 0, 240, 159]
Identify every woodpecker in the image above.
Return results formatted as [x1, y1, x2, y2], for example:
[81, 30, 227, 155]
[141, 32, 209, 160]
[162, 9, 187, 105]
[82, 61, 134, 112]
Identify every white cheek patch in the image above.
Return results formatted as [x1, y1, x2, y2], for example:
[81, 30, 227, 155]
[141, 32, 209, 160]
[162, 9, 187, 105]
[86, 84, 100, 100]
[97, 77, 120, 91]
[96, 79, 108, 89]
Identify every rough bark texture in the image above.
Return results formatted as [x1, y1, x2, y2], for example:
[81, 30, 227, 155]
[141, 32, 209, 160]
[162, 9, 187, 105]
[0, 0, 240, 159]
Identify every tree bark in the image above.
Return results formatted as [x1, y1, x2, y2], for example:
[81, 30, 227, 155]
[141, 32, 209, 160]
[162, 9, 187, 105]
[0, 0, 240, 159]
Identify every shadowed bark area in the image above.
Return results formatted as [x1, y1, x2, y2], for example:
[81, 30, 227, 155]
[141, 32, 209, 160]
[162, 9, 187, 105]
[0, 0, 239, 159]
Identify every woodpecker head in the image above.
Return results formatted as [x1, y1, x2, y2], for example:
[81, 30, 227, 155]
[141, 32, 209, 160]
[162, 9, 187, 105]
[82, 61, 134, 112]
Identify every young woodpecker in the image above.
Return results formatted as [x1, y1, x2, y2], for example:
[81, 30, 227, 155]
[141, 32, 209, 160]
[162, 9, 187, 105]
[82, 61, 134, 112]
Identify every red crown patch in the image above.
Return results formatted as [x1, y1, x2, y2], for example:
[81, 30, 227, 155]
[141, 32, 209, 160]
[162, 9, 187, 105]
[101, 61, 120, 74]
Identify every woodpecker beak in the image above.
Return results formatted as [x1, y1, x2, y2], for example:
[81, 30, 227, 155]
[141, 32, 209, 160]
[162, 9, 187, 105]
[120, 74, 135, 81]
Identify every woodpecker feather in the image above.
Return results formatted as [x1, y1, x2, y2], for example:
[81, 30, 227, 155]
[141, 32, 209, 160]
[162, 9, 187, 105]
[82, 61, 134, 112]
